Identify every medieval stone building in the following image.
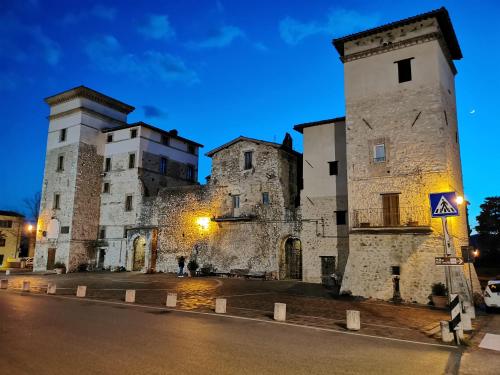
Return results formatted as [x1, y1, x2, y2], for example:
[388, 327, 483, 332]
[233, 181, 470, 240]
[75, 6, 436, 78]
[34, 7, 479, 304]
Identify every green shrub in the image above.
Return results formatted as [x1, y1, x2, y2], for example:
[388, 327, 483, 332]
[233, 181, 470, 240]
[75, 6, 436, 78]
[187, 260, 199, 271]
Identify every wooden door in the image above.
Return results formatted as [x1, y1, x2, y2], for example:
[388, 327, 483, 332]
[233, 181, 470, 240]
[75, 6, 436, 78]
[382, 194, 400, 226]
[47, 248, 56, 270]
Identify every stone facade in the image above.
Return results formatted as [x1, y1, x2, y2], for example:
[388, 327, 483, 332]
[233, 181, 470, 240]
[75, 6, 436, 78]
[0, 211, 25, 268]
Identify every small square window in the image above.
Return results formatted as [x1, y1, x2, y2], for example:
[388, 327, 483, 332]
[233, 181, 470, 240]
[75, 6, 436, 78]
[262, 192, 270, 205]
[232, 195, 240, 209]
[60, 226, 70, 234]
[57, 155, 64, 171]
[336, 211, 347, 225]
[107, 133, 113, 143]
[161, 135, 169, 145]
[128, 153, 136, 169]
[329, 161, 338, 176]
[391, 266, 400, 276]
[125, 195, 133, 211]
[103, 182, 110, 193]
[53, 194, 60, 210]
[105, 157, 111, 172]
[395, 58, 413, 83]
[188, 144, 196, 154]
[374, 144, 386, 163]
[244, 151, 253, 170]
[130, 129, 137, 138]
[59, 128, 67, 142]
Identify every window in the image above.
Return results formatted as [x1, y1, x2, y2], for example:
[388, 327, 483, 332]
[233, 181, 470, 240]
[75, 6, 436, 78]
[60, 226, 70, 234]
[128, 153, 136, 169]
[188, 144, 196, 155]
[329, 161, 339, 176]
[244, 151, 253, 170]
[0, 239, 5, 247]
[160, 157, 168, 175]
[103, 182, 110, 193]
[99, 227, 106, 239]
[123, 227, 128, 238]
[186, 165, 194, 181]
[232, 195, 240, 209]
[374, 144, 386, 163]
[107, 133, 113, 143]
[105, 157, 111, 172]
[0, 220, 13, 228]
[125, 195, 133, 211]
[161, 135, 169, 145]
[262, 192, 270, 205]
[395, 58, 413, 83]
[391, 266, 401, 276]
[382, 193, 400, 226]
[57, 155, 64, 171]
[130, 129, 137, 138]
[336, 211, 347, 225]
[59, 128, 67, 142]
[53, 194, 60, 210]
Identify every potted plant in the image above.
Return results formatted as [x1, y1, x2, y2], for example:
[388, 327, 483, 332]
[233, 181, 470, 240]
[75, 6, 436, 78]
[187, 259, 199, 277]
[431, 282, 448, 308]
[53, 262, 66, 275]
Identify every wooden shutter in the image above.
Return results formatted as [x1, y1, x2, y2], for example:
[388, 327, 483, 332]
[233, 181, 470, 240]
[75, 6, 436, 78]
[383, 194, 400, 226]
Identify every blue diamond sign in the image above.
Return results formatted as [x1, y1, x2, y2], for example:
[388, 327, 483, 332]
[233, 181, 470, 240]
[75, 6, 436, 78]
[430, 192, 460, 218]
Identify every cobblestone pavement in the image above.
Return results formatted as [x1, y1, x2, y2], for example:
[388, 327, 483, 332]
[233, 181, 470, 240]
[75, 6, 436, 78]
[0, 271, 475, 344]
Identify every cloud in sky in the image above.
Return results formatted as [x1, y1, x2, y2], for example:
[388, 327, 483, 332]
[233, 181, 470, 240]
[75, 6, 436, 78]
[62, 4, 116, 24]
[138, 14, 175, 40]
[0, 14, 61, 65]
[84, 35, 199, 85]
[188, 25, 245, 49]
[143, 105, 168, 119]
[280, 8, 380, 45]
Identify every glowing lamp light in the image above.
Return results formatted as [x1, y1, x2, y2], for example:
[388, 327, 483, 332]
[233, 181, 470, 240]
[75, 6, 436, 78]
[27, 224, 33, 232]
[473, 249, 479, 258]
[196, 217, 210, 231]
[456, 195, 464, 205]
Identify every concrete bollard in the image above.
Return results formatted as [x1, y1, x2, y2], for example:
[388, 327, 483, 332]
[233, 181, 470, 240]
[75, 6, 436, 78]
[463, 301, 476, 320]
[76, 285, 87, 297]
[346, 310, 361, 331]
[0, 279, 8, 289]
[274, 303, 286, 321]
[47, 283, 57, 294]
[215, 298, 227, 314]
[125, 290, 136, 303]
[22, 280, 30, 292]
[461, 312, 473, 332]
[166, 293, 177, 307]
[440, 321, 454, 343]
[5, 270, 10, 276]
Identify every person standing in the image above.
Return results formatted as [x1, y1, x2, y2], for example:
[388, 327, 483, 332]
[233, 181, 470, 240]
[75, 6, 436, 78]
[177, 256, 185, 277]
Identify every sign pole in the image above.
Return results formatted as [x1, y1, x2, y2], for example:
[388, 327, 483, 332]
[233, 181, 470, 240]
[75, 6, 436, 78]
[441, 217, 452, 300]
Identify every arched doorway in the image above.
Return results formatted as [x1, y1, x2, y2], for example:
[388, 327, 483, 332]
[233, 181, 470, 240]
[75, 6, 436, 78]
[132, 236, 146, 271]
[281, 237, 302, 280]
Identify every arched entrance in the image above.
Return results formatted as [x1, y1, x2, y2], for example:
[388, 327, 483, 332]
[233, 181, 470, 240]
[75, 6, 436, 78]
[132, 236, 146, 271]
[281, 237, 302, 280]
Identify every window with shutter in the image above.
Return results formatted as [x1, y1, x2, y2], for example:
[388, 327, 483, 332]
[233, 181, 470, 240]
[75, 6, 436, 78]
[382, 194, 400, 226]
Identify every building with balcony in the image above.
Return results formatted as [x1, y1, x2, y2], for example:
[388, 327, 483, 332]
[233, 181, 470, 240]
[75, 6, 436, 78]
[0, 211, 25, 268]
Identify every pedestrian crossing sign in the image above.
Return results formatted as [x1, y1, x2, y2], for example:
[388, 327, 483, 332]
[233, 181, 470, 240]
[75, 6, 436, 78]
[430, 192, 460, 218]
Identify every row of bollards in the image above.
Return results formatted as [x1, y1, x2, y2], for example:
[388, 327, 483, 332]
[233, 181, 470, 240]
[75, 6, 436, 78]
[2, 279, 363, 330]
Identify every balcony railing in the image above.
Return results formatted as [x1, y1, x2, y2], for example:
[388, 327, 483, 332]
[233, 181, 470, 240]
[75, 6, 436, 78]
[351, 206, 431, 229]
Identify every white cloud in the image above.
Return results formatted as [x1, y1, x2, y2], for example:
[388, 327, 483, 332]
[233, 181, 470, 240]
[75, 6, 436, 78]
[84, 35, 198, 85]
[187, 25, 245, 49]
[279, 8, 380, 45]
[138, 14, 175, 41]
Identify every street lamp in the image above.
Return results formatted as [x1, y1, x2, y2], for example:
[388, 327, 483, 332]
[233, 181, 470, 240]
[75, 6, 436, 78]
[196, 217, 210, 231]
[456, 195, 464, 205]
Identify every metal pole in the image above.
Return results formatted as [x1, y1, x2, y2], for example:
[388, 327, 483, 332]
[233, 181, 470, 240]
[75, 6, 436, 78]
[441, 217, 452, 302]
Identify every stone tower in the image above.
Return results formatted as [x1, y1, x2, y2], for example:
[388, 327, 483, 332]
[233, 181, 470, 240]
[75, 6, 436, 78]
[34, 86, 134, 272]
[333, 8, 479, 303]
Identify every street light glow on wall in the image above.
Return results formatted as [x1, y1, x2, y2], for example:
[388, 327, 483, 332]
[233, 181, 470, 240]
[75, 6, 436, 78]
[196, 217, 210, 231]
[456, 195, 464, 205]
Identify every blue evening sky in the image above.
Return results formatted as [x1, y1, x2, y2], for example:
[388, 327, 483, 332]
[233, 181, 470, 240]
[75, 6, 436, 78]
[0, 0, 498, 229]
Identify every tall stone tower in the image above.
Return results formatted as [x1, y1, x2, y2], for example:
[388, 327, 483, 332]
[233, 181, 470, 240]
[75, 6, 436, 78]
[34, 86, 134, 272]
[333, 8, 479, 303]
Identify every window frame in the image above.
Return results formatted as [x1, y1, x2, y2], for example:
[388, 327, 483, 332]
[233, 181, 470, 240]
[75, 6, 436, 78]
[373, 144, 386, 163]
[103, 182, 110, 193]
[104, 157, 111, 172]
[99, 227, 106, 239]
[395, 57, 413, 83]
[262, 192, 270, 205]
[161, 135, 170, 146]
[56, 155, 64, 172]
[107, 133, 113, 143]
[53, 193, 60, 210]
[335, 210, 347, 225]
[187, 144, 196, 155]
[328, 161, 339, 176]
[59, 128, 67, 142]
[128, 153, 136, 169]
[130, 129, 137, 139]
[244, 151, 253, 170]
[160, 157, 168, 175]
[0, 238, 6, 247]
[232, 195, 240, 209]
[0, 220, 13, 228]
[125, 195, 133, 211]
[186, 164, 194, 181]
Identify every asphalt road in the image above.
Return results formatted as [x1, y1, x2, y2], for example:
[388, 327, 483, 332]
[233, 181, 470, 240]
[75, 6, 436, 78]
[0, 291, 459, 375]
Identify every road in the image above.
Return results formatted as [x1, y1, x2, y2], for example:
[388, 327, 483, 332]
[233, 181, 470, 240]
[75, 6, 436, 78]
[0, 291, 458, 375]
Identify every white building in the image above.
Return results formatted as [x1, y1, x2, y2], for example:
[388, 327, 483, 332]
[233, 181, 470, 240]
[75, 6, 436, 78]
[34, 86, 201, 272]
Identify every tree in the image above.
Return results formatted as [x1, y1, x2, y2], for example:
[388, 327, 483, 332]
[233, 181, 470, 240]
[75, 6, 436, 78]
[23, 191, 41, 222]
[475, 197, 500, 266]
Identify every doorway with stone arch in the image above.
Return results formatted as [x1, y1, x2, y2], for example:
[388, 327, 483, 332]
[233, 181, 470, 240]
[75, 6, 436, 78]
[280, 236, 302, 280]
[132, 236, 146, 271]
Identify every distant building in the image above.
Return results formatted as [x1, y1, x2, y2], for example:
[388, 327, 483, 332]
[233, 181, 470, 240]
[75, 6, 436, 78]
[34, 86, 201, 272]
[0, 210, 24, 268]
